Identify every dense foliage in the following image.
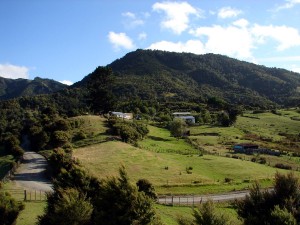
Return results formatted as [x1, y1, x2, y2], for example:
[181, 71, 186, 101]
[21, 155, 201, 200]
[108, 49, 300, 108]
[0, 191, 24, 225]
[236, 172, 300, 224]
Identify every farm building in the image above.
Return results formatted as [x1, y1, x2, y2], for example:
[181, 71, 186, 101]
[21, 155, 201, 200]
[233, 143, 259, 154]
[110, 112, 133, 120]
[233, 143, 280, 156]
[172, 112, 195, 124]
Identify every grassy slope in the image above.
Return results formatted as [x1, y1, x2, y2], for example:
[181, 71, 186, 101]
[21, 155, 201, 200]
[74, 117, 294, 195]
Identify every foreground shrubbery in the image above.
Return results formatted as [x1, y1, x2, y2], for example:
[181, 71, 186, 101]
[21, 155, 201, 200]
[38, 148, 161, 225]
[0, 190, 24, 225]
[236, 172, 300, 225]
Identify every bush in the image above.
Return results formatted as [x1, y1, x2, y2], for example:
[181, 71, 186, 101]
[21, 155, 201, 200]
[136, 179, 157, 200]
[275, 163, 292, 170]
[224, 177, 233, 183]
[73, 130, 87, 141]
[0, 192, 24, 225]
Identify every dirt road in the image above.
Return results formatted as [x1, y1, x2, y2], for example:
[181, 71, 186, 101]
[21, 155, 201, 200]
[12, 151, 52, 192]
[158, 191, 250, 205]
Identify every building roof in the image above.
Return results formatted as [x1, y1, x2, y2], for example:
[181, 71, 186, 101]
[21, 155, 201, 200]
[173, 112, 191, 115]
[234, 143, 259, 147]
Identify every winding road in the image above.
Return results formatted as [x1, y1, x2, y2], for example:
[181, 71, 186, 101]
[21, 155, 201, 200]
[12, 151, 53, 192]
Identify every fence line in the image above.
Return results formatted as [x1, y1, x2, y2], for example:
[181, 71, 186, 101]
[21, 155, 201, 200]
[0, 188, 48, 202]
[157, 192, 248, 206]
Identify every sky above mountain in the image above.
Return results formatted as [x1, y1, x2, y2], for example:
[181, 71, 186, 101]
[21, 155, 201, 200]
[1, 0, 300, 85]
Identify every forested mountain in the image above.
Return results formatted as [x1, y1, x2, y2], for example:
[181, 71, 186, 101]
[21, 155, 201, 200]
[103, 49, 300, 108]
[0, 76, 67, 100]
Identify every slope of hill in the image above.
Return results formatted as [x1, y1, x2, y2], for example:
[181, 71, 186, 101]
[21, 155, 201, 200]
[0, 76, 67, 100]
[106, 49, 300, 108]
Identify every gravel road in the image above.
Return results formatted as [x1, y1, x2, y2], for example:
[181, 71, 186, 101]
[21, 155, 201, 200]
[12, 151, 53, 192]
[158, 191, 249, 205]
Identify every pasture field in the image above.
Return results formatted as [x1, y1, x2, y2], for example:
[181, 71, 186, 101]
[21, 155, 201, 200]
[74, 140, 285, 195]
[73, 111, 300, 195]
[68, 115, 109, 147]
[189, 109, 300, 155]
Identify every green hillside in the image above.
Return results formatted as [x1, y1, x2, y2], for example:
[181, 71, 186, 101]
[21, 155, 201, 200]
[107, 49, 300, 108]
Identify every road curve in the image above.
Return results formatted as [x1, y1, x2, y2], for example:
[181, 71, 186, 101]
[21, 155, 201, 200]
[12, 151, 53, 192]
[158, 191, 250, 205]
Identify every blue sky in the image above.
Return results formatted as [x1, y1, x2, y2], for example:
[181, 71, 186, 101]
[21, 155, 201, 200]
[1, 0, 300, 85]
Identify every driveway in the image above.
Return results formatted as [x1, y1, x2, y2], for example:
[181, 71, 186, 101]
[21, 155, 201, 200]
[12, 151, 52, 192]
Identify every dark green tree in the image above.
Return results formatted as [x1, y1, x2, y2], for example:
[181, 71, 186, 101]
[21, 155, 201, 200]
[93, 166, 161, 225]
[236, 172, 300, 225]
[38, 188, 93, 225]
[87, 66, 116, 113]
[136, 178, 157, 200]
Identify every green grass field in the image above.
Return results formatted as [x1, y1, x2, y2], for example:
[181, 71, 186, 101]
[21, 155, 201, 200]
[74, 140, 288, 195]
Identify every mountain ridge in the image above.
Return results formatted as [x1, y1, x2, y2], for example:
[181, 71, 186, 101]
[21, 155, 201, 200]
[105, 49, 300, 108]
[0, 76, 67, 100]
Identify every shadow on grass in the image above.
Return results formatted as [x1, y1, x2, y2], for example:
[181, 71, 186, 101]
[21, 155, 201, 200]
[148, 135, 171, 142]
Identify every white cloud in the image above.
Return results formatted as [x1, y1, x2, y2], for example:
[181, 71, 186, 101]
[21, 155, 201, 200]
[290, 65, 300, 73]
[258, 56, 300, 62]
[147, 40, 205, 54]
[59, 80, 73, 86]
[108, 31, 135, 51]
[138, 32, 147, 40]
[190, 24, 254, 59]
[122, 12, 144, 29]
[0, 63, 30, 79]
[273, 0, 300, 11]
[251, 24, 300, 50]
[218, 6, 242, 19]
[233, 19, 249, 28]
[152, 1, 201, 35]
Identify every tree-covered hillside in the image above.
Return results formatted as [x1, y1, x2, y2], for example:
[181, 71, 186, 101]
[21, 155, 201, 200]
[107, 49, 300, 108]
[0, 76, 67, 100]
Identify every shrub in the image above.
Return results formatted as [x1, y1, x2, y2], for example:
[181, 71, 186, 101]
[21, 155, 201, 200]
[224, 177, 233, 183]
[73, 130, 87, 141]
[0, 192, 24, 225]
[275, 163, 292, 170]
[136, 179, 157, 200]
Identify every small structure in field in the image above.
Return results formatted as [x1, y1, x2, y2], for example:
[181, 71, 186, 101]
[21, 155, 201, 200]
[233, 143, 280, 156]
[233, 143, 259, 154]
[110, 112, 133, 120]
[172, 112, 195, 124]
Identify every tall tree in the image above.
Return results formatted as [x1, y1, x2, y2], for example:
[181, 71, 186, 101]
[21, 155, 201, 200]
[87, 66, 116, 114]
